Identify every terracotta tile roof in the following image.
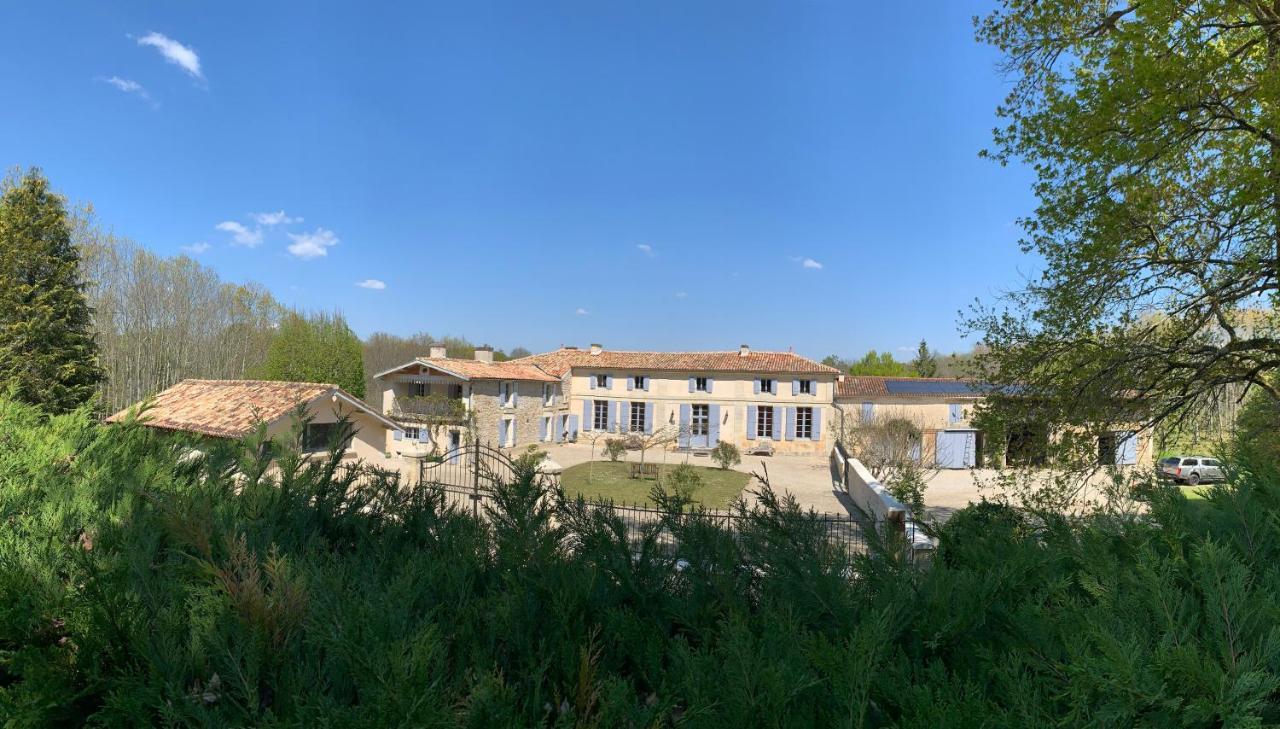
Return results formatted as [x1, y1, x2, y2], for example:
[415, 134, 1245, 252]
[509, 348, 840, 377]
[385, 358, 560, 382]
[836, 376, 987, 400]
[107, 379, 346, 439]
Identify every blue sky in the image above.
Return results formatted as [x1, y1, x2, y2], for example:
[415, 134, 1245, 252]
[1, 1, 1034, 361]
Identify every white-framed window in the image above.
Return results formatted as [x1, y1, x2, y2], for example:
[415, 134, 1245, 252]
[503, 416, 515, 447]
[500, 381, 515, 407]
[632, 375, 645, 390]
[798, 379, 813, 395]
[543, 383, 555, 406]
[403, 426, 420, 440]
[760, 379, 774, 394]
[411, 382, 429, 397]
[694, 377, 709, 392]
[542, 415, 553, 441]
[629, 401, 646, 432]
[795, 407, 813, 439]
[691, 404, 710, 436]
[593, 400, 609, 430]
[595, 374, 608, 389]
[756, 406, 774, 439]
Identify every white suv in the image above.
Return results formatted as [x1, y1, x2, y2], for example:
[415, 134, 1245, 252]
[1158, 456, 1225, 485]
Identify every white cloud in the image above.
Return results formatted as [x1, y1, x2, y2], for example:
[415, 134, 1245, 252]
[181, 241, 210, 255]
[674, 291, 688, 298]
[575, 307, 589, 315]
[136, 32, 203, 80]
[101, 76, 155, 106]
[636, 244, 654, 257]
[801, 258, 823, 270]
[287, 228, 339, 259]
[253, 210, 302, 226]
[215, 221, 263, 247]
[356, 279, 386, 290]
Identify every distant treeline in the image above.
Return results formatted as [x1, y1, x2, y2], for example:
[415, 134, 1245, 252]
[70, 205, 526, 412]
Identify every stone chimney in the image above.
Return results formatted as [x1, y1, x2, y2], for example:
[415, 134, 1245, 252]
[474, 347, 494, 363]
[428, 345, 447, 359]
[739, 344, 750, 357]
[589, 343, 603, 356]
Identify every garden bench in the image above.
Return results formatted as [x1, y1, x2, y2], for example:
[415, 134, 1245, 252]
[629, 462, 660, 479]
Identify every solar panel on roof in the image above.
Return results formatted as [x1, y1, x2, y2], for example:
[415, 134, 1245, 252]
[883, 380, 983, 396]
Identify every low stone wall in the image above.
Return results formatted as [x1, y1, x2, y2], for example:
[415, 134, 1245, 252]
[831, 444, 935, 556]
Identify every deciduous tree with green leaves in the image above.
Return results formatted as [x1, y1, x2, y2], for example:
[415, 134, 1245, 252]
[968, 2, 1280, 436]
[260, 311, 366, 397]
[0, 168, 103, 413]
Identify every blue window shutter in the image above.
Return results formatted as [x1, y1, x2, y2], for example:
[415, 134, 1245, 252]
[863, 402, 874, 421]
[770, 379, 777, 395]
[643, 376, 650, 391]
[605, 375, 613, 389]
[706, 377, 714, 394]
[568, 415, 579, 438]
[644, 402, 654, 433]
[627, 376, 633, 391]
[539, 417, 547, 441]
[792, 379, 800, 396]
[812, 408, 822, 441]
[753, 379, 761, 395]
[589, 375, 596, 390]
[511, 419, 517, 447]
[688, 376, 695, 393]
[709, 405, 720, 445]
[582, 400, 592, 431]
[785, 407, 796, 440]
[419, 427, 430, 443]
[511, 384, 518, 408]
[551, 417, 560, 443]
[619, 401, 629, 430]
[746, 405, 757, 439]
[772, 407, 782, 439]
[607, 401, 617, 431]
[394, 429, 403, 441]
[678, 404, 691, 448]
[949, 404, 961, 424]
[498, 419, 507, 447]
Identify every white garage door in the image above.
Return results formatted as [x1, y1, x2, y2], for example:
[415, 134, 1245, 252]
[936, 430, 976, 469]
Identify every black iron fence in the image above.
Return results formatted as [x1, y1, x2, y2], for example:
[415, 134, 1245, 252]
[415, 443, 929, 560]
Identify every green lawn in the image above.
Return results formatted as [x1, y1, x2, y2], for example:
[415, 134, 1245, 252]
[560, 460, 751, 508]
[1180, 485, 1209, 501]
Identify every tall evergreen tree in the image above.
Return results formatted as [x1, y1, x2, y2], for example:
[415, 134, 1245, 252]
[0, 169, 103, 413]
[911, 339, 938, 378]
[260, 310, 365, 397]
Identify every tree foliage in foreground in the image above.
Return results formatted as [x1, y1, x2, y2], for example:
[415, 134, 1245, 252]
[0, 168, 103, 413]
[969, 2, 1280, 435]
[2, 397, 1280, 725]
[260, 311, 366, 397]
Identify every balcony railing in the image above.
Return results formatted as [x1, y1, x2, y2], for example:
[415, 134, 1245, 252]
[392, 395, 467, 421]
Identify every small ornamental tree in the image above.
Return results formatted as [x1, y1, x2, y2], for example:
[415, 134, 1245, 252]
[710, 441, 741, 470]
[604, 438, 626, 462]
[0, 168, 103, 413]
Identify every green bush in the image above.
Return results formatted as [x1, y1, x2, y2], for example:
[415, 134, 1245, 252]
[665, 462, 703, 500]
[603, 437, 626, 462]
[3, 395, 1280, 725]
[710, 441, 741, 470]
